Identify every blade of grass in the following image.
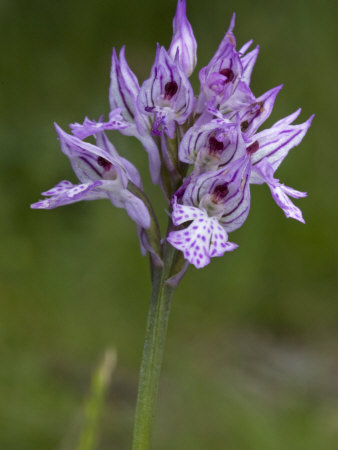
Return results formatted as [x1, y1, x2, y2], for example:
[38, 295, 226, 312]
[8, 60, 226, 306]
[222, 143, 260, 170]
[76, 348, 117, 450]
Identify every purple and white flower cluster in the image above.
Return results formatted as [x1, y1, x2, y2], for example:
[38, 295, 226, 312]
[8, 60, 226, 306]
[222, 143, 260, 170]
[32, 0, 313, 269]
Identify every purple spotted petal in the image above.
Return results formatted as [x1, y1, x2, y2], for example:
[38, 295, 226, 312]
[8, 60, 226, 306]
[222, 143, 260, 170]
[32, 177, 151, 228]
[171, 196, 205, 224]
[41, 180, 74, 196]
[169, 0, 197, 77]
[168, 202, 237, 268]
[70, 109, 129, 139]
[209, 225, 238, 256]
[31, 180, 105, 209]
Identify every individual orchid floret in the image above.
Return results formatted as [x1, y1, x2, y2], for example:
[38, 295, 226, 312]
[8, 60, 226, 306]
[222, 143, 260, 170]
[246, 111, 314, 222]
[31, 125, 151, 229]
[248, 110, 314, 172]
[252, 158, 307, 223]
[196, 14, 248, 114]
[183, 156, 252, 232]
[167, 198, 238, 269]
[230, 85, 283, 136]
[168, 0, 197, 78]
[168, 157, 251, 268]
[137, 45, 194, 139]
[109, 46, 161, 184]
[70, 108, 129, 139]
[179, 118, 245, 173]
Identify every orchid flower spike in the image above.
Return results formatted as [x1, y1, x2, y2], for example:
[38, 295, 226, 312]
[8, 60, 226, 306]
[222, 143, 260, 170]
[32, 0, 313, 270]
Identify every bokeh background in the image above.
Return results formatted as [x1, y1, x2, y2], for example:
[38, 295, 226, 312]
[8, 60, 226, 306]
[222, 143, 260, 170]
[1, 0, 338, 449]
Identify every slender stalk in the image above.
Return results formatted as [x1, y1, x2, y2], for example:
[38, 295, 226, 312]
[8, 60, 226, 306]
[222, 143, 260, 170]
[132, 242, 177, 450]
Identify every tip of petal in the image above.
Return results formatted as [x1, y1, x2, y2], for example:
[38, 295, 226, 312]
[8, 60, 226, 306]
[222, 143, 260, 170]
[31, 199, 50, 209]
[228, 12, 236, 32]
[176, 0, 187, 15]
[54, 122, 65, 139]
[273, 84, 284, 94]
[307, 114, 315, 126]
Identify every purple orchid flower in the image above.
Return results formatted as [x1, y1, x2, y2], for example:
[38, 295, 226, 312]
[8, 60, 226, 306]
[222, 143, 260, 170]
[168, 157, 251, 268]
[31, 125, 151, 229]
[31, 6, 315, 441]
[169, 0, 197, 78]
[196, 14, 256, 116]
[106, 46, 161, 184]
[207, 91, 314, 223]
[247, 110, 314, 222]
[167, 197, 238, 269]
[178, 118, 246, 173]
[137, 45, 195, 139]
[32, 0, 313, 270]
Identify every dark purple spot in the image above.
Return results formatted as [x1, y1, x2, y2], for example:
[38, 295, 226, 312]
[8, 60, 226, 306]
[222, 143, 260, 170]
[164, 81, 178, 100]
[212, 183, 229, 203]
[97, 157, 112, 170]
[199, 253, 203, 259]
[196, 259, 200, 265]
[241, 120, 249, 132]
[185, 238, 191, 242]
[209, 136, 224, 155]
[246, 140, 259, 155]
[202, 236, 206, 241]
[219, 68, 234, 83]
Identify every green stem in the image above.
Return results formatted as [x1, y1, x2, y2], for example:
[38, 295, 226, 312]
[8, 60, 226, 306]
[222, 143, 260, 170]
[132, 242, 177, 450]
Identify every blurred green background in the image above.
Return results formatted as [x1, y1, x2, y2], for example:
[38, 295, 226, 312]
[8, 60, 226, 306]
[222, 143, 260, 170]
[1, 0, 338, 449]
